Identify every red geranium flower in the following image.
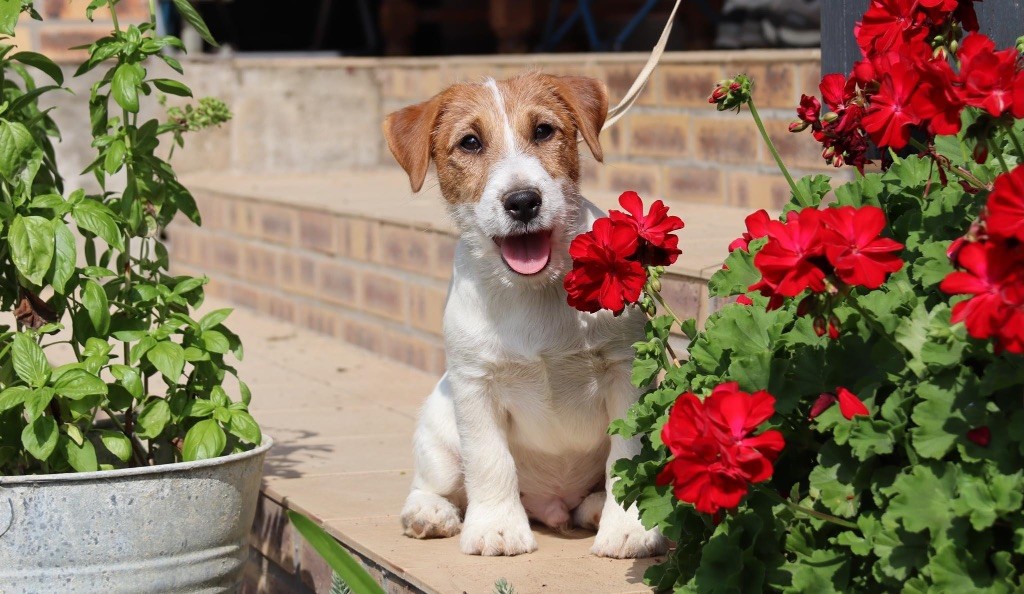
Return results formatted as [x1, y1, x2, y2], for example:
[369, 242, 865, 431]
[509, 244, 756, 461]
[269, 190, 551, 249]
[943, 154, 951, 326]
[821, 205, 905, 289]
[940, 241, 1024, 354]
[837, 387, 870, 419]
[658, 383, 784, 515]
[564, 218, 646, 315]
[856, 0, 927, 56]
[728, 209, 772, 252]
[861, 58, 923, 149]
[985, 165, 1024, 242]
[749, 208, 828, 298]
[609, 191, 684, 266]
[958, 34, 1022, 118]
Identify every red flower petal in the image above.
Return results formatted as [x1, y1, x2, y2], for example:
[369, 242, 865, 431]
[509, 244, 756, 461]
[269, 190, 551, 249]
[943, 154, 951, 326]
[966, 426, 991, 447]
[837, 387, 869, 419]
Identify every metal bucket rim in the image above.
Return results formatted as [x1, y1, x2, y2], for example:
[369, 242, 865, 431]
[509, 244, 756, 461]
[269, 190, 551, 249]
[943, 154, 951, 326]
[0, 435, 273, 485]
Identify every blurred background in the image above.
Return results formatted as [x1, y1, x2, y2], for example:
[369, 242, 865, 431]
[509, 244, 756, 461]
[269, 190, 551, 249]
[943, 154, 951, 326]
[173, 0, 820, 56]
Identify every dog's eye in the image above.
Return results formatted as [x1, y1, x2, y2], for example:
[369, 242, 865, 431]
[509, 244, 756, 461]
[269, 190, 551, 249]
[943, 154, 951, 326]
[534, 124, 554, 142]
[459, 135, 482, 153]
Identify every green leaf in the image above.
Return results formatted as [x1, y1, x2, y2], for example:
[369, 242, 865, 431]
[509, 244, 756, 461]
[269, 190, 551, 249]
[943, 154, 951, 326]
[21, 414, 58, 461]
[785, 174, 831, 214]
[0, 386, 30, 412]
[104, 138, 126, 174]
[708, 245, 760, 298]
[199, 308, 232, 331]
[98, 429, 132, 462]
[171, 0, 220, 47]
[182, 418, 226, 461]
[9, 215, 55, 285]
[136, 399, 171, 439]
[846, 419, 895, 460]
[151, 78, 192, 97]
[12, 332, 50, 387]
[24, 387, 54, 420]
[72, 200, 124, 249]
[884, 462, 957, 541]
[110, 364, 143, 399]
[51, 222, 76, 294]
[82, 280, 110, 335]
[227, 410, 261, 445]
[202, 330, 230, 354]
[10, 51, 64, 85]
[53, 369, 108, 399]
[0, 0, 23, 36]
[287, 510, 387, 594]
[61, 435, 98, 472]
[111, 62, 145, 113]
[0, 119, 36, 183]
[631, 355, 661, 388]
[146, 341, 185, 380]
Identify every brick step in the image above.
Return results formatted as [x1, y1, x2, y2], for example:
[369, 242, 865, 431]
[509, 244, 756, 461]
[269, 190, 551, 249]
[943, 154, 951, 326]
[169, 168, 760, 373]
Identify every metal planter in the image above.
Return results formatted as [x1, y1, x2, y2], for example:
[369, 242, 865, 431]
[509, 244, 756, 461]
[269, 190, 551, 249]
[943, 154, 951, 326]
[0, 437, 272, 593]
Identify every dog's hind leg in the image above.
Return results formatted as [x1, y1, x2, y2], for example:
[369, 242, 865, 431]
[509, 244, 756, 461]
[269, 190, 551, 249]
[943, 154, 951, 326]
[572, 491, 605, 531]
[402, 374, 465, 539]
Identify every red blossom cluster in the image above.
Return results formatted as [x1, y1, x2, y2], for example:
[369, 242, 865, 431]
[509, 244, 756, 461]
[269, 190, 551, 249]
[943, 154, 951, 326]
[791, 0, 1024, 171]
[941, 165, 1024, 354]
[731, 205, 905, 335]
[657, 382, 784, 515]
[564, 191, 683, 315]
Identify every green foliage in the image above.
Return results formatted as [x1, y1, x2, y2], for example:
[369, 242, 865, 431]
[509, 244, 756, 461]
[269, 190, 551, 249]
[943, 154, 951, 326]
[615, 119, 1024, 591]
[288, 510, 386, 594]
[0, 2, 248, 476]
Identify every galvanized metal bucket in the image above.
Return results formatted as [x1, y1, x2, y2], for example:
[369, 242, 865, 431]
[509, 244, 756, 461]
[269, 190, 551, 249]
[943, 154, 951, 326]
[0, 436, 272, 594]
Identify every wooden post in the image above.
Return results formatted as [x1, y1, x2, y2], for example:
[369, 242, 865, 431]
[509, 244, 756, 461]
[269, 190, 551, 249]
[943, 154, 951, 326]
[821, 1, 1024, 78]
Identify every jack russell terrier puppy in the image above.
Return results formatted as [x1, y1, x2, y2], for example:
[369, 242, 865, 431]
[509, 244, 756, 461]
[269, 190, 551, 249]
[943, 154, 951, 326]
[383, 72, 668, 558]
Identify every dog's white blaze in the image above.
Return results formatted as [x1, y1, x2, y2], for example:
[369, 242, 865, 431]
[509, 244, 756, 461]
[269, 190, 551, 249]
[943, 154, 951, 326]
[485, 78, 518, 156]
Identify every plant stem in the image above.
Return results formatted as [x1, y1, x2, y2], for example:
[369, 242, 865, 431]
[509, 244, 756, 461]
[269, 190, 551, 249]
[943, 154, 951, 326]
[747, 99, 801, 200]
[1009, 129, 1024, 159]
[108, 0, 121, 32]
[995, 149, 1011, 174]
[646, 285, 682, 366]
[754, 484, 859, 530]
[908, 137, 990, 189]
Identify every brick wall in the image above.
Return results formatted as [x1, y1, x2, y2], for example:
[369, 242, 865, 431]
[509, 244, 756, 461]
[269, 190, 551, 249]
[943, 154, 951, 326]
[169, 178, 714, 374]
[172, 50, 840, 211]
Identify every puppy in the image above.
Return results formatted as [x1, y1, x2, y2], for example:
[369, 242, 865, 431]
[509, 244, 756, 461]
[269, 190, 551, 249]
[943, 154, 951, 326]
[383, 72, 667, 558]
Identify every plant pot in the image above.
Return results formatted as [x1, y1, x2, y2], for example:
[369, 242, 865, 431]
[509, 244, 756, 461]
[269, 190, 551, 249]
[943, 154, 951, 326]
[0, 436, 273, 593]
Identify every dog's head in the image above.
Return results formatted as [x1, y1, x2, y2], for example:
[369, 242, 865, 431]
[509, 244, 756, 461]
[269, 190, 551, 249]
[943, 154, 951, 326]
[383, 72, 608, 287]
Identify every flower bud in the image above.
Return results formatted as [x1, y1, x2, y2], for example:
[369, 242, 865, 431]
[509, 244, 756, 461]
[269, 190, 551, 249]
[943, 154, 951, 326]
[948, 39, 958, 54]
[789, 120, 810, 133]
[828, 315, 840, 340]
[973, 143, 989, 164]
[822, 111, 839, 124]
[966, 426, 991, 447]
[813, 316, 827, 337]
[649, 277, 662, 293]
[796, 295, 815, 317]
[808, 393, 837, 420]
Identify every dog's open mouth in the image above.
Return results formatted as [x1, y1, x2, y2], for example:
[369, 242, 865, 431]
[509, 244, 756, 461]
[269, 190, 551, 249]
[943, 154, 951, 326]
[495, 231, 553, 276]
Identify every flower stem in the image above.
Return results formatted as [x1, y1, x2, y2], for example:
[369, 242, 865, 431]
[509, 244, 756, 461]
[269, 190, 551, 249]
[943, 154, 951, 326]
[644, 283, 682, 367]
[909, 137, 990, 189]
[747, 99, 802, 201]
[754, 484, 859, 530]
[1009, 129, 1024, 159]
[995, 149, 1011, 174]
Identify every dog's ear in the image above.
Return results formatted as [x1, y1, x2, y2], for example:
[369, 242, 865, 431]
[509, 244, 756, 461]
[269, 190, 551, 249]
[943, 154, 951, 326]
[383, 96, 442, 193]
[550, 75, 609, 163]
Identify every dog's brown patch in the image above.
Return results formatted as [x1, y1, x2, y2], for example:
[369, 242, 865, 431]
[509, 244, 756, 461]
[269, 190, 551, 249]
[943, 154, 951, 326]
[383, 73, 608, 203]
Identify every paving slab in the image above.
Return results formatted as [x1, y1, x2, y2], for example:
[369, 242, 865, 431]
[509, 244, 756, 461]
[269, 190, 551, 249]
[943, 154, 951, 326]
[216, 301, 659, 593]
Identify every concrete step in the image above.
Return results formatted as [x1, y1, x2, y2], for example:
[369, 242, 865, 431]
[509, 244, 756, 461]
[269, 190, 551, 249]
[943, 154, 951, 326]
[222, 299, 660, 594]
[169, 167, 760, 375]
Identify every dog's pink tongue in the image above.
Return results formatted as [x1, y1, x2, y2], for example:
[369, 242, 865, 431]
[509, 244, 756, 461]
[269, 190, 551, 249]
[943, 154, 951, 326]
[500, 232, 552, 275]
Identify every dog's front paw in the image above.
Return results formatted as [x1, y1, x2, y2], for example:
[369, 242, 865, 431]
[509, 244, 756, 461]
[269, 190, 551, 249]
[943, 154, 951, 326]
[402, 490, 462, 539]
[460, 504, 537, 556]
[591, 514, 668, 559]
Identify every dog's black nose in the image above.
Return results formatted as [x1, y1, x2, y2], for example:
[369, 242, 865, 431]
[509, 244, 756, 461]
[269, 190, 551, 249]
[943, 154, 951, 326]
[503, 189, 542, 223]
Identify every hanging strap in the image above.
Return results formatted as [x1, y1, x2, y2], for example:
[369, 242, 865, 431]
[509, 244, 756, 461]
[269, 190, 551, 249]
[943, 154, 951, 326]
[602, 0, 685, 131]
